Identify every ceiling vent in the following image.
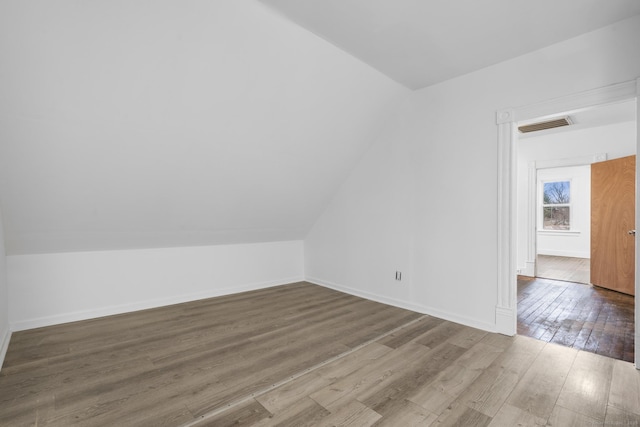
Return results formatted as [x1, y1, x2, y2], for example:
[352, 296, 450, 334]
[518, 116, 573, 133]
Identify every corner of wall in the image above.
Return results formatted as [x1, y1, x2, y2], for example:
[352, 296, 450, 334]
[0, 203, 9, 371]
[306, 276, 497, 333]
[0, 329, 10, 370]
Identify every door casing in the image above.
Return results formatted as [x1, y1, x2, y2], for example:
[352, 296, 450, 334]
[496, 78, 640, 366]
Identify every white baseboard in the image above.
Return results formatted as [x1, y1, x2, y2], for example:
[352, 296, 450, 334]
[306, 276, 497, 333]
[495, 306, 516, 336]
[518, 261, 536, 277]
[0, 327, 11, 372]
[10, 276, 304, 332]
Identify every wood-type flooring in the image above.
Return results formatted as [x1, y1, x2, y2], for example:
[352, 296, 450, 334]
[518, 276, 634, 362]
[2, 281, 640, 426]
[536, 254, 590, 284]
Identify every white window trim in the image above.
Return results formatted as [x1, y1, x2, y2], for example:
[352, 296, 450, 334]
[538, 178, 574, 232]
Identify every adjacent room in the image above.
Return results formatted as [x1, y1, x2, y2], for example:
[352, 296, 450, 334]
[1, 1, 640, 425]
[516, 101, 637, 362]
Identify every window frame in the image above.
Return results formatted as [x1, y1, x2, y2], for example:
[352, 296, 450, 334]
[539, 178, 573, 232]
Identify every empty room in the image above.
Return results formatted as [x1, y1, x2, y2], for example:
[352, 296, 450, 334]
[1, 1, 640, 426]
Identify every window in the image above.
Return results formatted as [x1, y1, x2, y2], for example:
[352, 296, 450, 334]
[542, 181, 571, 230]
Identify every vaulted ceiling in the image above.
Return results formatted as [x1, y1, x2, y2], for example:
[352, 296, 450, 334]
[0, 1, 407, 254]
[1, 0, 638, 255]
[260, 0, 640, 89]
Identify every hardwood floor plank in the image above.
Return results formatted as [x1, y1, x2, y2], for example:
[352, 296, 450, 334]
[414, 321, 465, 349]
[506, 343, 577, 419]
[0, 283, 421, 426]
[455, 342, 504, 371]
[605, 405, 640, 427]
[255, 373, 331, 414]
[446, 325, 488, 349]
[3, 280, 640, 426]
[434, 400, 492, 427]
[556, 350, 614, 421]
[315, 400, 381, 426]
[309, 342, 432, 411]
[536, 255, 590, 284]
[377, 315, 444, 349]
[546, 405, 603, 427]
[609, 359, 640, 415]
[407, 385, 456, 416]
[252, 397, 330, 427]
[454, 335, 545, 417]
[195, 400, 270, 427]
[313, 342, 392, 382]
[371, 399, 437, 426]
[0, 393, 55, 427]
[488, 403, 546, 427]
[517, 276, 634, 362]
[358, 342, 467, 416]
[410, 340, 505, 409]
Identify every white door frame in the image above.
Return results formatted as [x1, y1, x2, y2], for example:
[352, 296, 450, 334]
[496, 78, 640, 365]
[524, 154, 606, 277]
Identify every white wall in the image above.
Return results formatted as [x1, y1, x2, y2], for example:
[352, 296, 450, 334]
[8, 240, 303, 331]
[0, 205, 9, 368]
[0, 0, 407, 255]
[536, 165, 591, 258]
[305, 16, 640, 332]
[517, 121, 636, 274]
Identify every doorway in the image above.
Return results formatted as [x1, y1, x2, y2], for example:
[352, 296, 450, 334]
[535, 164, 592, 285]
[495, 79, 640, 366]
[514, 101, 637, 362]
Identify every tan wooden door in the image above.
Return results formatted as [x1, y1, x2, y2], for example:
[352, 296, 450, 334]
[591, 155, 635, 295]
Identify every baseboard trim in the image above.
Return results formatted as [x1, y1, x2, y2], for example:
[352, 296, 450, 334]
[495, 306, 516, 336]
[519, 260, 535, 277]
[306, 276, 497, 333]
[10, 276, 304, 332]
[0, 327, 11, 372]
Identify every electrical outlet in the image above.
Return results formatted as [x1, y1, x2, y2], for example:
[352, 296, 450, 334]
[395, 271, 402, 281]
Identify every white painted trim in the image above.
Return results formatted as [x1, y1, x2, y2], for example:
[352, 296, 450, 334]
[537, 230, 582, 236]
[526, 162, 537, 277]
[497, 79, 639, 339]
[520, 261, 535, 277]
[306, 276, 497, 333]
[636, 77, 640, 369]
[10, 276, 304, 332]
[535, 153, 607, 170]
[525, 154, 604, 277]
[0, 327, 11, 372]
[496, 110, 517, 336]
[495, 306, 515, 336]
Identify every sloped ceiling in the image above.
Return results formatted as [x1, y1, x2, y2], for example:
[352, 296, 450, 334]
[0, 0, 408, 255]
[260, 0, 640, 89]
[2, 1, 638, 256]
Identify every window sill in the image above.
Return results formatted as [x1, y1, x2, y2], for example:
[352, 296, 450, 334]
[537, 230, 581, 236]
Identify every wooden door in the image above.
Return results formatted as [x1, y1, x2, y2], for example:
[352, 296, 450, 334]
[591, 155, 635, 295]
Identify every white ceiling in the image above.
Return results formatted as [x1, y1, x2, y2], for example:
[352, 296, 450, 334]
[260, 0, 640, 89]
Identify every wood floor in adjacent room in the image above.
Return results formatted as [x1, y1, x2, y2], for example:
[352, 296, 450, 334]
[518, 276, 635, 363]
[2, 282, 640, 426]
[536, 254, 590, 284]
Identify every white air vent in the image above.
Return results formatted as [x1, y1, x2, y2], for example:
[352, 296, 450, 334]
[518, 116, 573, 133]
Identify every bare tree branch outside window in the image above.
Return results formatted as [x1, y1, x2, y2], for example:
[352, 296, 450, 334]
[543, 181, 570, 230]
